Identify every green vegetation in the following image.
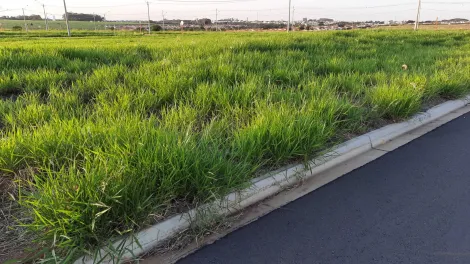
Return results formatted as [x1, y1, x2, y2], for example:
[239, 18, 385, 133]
[0, 19, 140, 31]
[1, 30, 470, 261]
[11, 25, 23, 31]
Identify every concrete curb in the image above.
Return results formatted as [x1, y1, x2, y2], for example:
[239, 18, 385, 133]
[77, 95, 470, 264]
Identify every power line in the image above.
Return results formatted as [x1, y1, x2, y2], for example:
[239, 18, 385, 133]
[154, 0, 255, 2]
[294, 8, 416, 16]
[296, 3, 417, 10]
[218, 8, 285, 12]
[39, 3, 145, 9]
[423, 7, 470, 12]
[38, 0, 257, 9]
[2, 0, 468, 24]
[0, 8, 22, 13]
[423, 1, 470, 3]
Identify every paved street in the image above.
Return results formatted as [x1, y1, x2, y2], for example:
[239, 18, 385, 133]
[178, 112, 470, 264]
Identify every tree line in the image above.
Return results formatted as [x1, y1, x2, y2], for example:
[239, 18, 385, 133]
[0, 12, 104, 21]
[62, 13, 104, 22]
[0, 15, 42, 20]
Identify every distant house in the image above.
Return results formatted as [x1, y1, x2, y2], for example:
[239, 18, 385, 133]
[450, 18, 469, 24]
[441, 18, 469, 24]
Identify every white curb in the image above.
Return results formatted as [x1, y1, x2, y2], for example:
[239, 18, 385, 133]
[76, 95, 470, 264]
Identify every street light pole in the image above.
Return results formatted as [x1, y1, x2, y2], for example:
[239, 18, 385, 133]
[292, 6, 295, 31]
[287, 0, 291, 32]
[22, 8, 28, 33]
[414, 0, 421, 31]
[41, 4, 48, 30]
[146, 1, 151, 34]
[93, 13, 96, 31]
[216, 9, 219, 31]
[62, 0, 71, 36]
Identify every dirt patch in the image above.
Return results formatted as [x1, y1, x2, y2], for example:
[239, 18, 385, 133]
[0, 176, 34, 263]
[422, 97, 448, 112]
[0, 86, 21, 102]
[377, 24, 470, 31]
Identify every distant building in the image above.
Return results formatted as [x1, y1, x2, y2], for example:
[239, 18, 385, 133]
[449, 18, 469, 24]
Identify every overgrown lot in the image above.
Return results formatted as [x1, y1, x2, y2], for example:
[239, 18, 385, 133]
[1, 30, 470, 260]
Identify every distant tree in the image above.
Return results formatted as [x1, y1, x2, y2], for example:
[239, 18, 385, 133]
[406, 20, 415, 24]
[28, 15, 42, 20]
[151, 24, 162, 31]
[198, 18, 211, 30]
[0, 14, 42, 20]
[64, 12, 104, 21]
[199, 18, 212, 26]
[261, 23, 285, 30]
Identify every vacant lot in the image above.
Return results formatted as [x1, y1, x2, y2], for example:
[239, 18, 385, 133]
[1, 30, 470, 261]
[0, 19, 140, 31]
[382, 23, 470, 31]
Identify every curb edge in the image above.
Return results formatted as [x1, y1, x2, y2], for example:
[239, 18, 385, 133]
[78, 95, 470, 263]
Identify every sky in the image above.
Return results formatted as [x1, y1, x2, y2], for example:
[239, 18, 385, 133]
[1, 0, 469, 22]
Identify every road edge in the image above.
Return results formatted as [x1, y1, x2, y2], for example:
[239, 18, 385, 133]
[76, 95, 470, 263]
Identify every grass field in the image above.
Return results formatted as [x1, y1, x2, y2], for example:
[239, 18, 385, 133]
[380, 23, 470, 31]
[1, 30, 470, 261]
[0, 19, 141, 31]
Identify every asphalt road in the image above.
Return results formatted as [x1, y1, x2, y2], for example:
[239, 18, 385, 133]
[178, 112, 470, 264]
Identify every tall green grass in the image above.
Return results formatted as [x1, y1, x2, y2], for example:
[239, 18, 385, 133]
[1, 30, 470, 259]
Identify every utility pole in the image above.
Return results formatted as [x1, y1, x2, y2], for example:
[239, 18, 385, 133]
[292, 6, 295, 31]
[287, 0, 291, 32]
[41, 4, 48, 30]
[216, 9, 219, 31]
[93, 13, 96, 31]
[414, 0, 421, 31]
[62, 0, 71, 36]
[162, 11, 166, 31]
[146, 1, 151, 34]
[22, 8, 28, 33]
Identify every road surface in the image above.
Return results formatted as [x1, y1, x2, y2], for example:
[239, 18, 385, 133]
[178, 112, 470, 264]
